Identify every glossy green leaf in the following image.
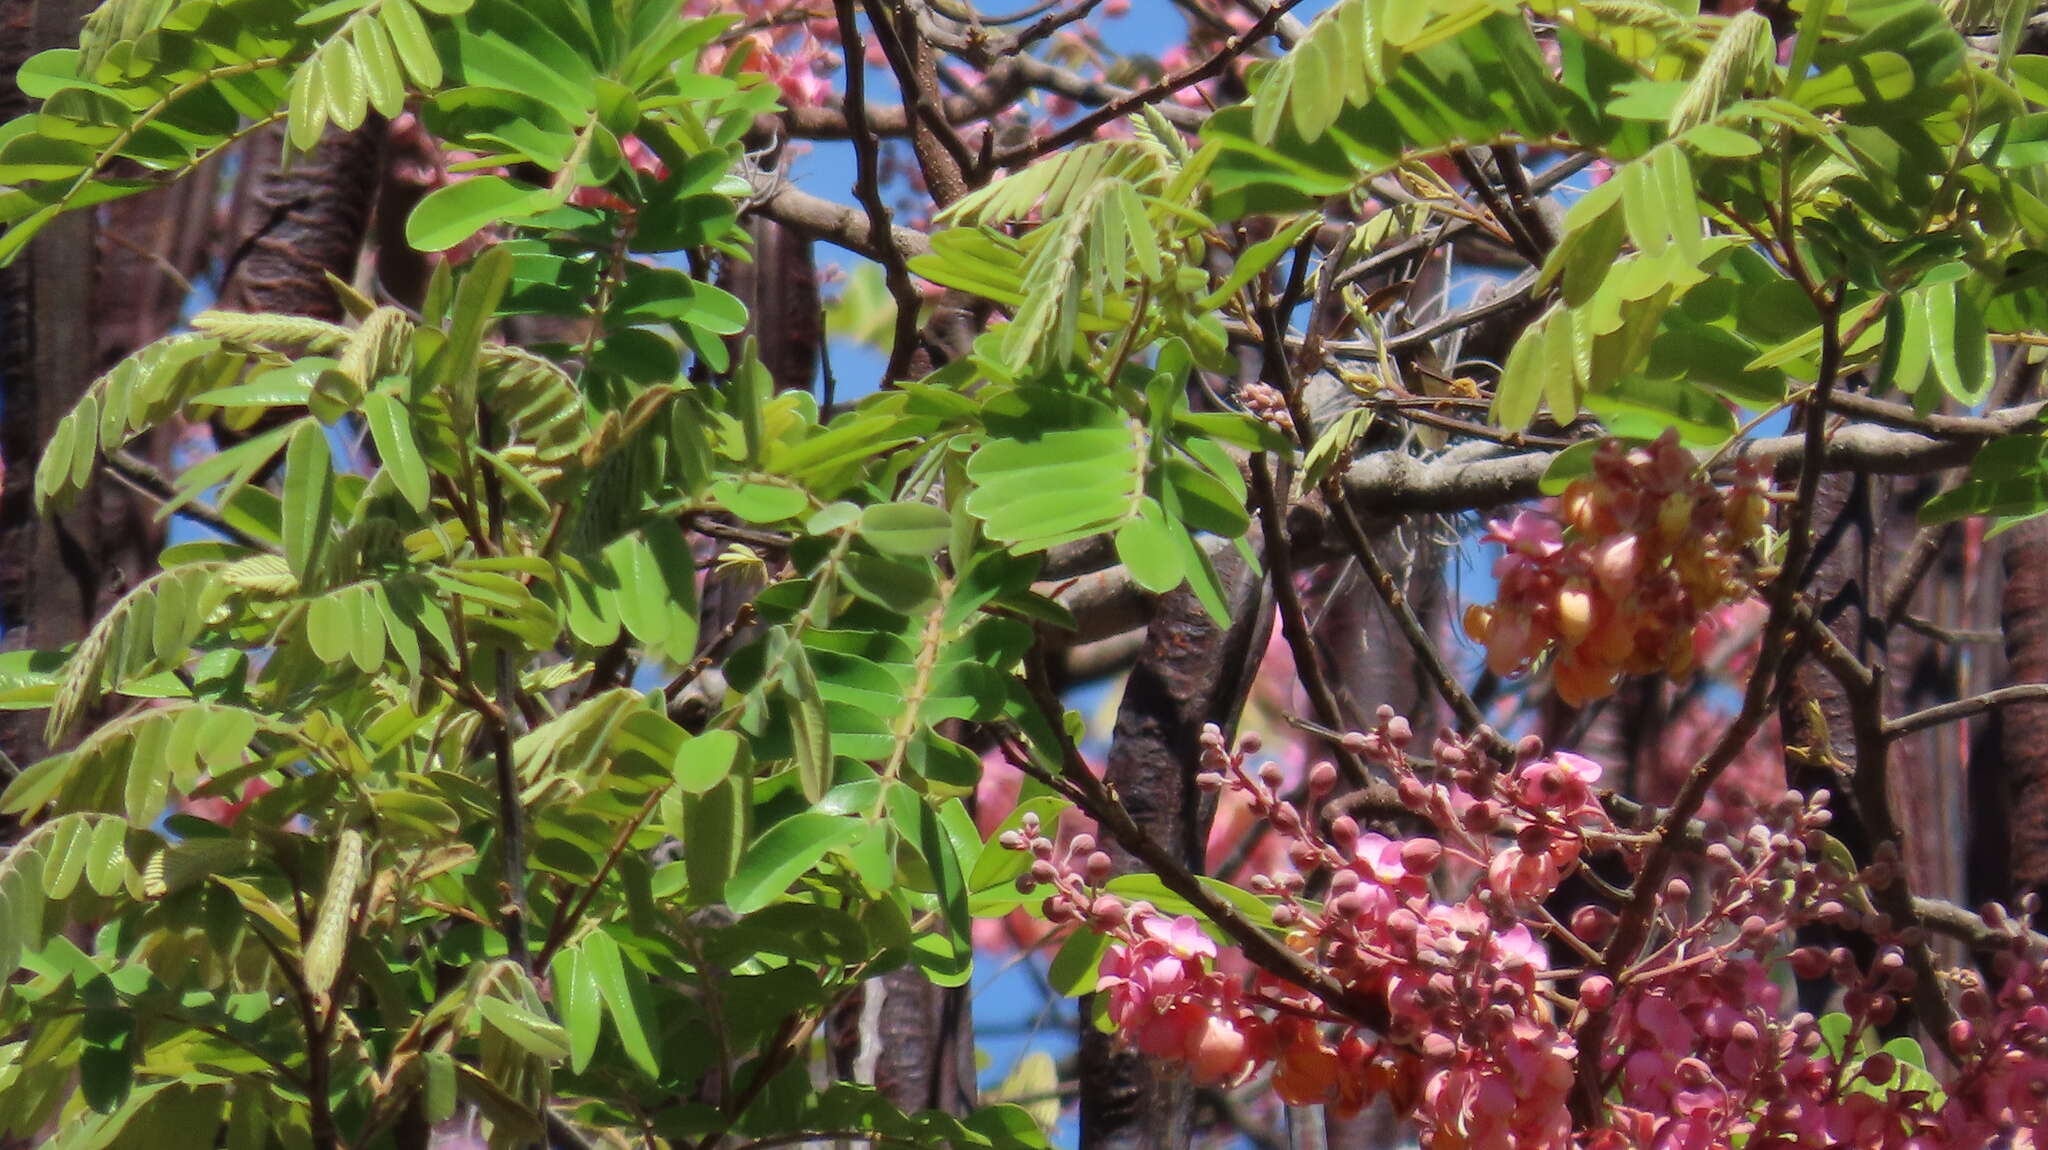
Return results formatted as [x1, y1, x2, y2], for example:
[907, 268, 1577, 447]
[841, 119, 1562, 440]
[725, 812, 863, 915]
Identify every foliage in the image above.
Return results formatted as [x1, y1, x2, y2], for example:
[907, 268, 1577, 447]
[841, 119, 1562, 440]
[3, 0, 2048, 1146]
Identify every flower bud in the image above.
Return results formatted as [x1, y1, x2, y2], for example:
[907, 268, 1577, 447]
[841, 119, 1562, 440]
[1400, 837, 1442, 876]
[1029, 859, 1059, 884]
[1579, 974, 1615, 1011]
[1085, 851, 1114, 884]
[1385, 716, 1413, 746]
[1308, 761, 1339, 796]
[1572, 905, 1617, 945]
[1330, 817, 1360, 854]
[1090, 895, 1127, 927]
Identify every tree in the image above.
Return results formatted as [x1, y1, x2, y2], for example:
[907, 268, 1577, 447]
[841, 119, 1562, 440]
[5, 0, 2048, 1147]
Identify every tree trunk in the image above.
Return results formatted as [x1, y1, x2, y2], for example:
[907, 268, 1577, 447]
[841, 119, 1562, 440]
[1778, 470, 1878, 1014]
[218, 123, 387, 318]
[1313, 540, 1435, 1150]
[1079, 555, 1272, 1150]
[0, 0, 163, 772]
[1998, 516, 2048, 912]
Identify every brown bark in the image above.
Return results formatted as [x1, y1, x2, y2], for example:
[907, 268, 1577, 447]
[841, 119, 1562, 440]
[723, 217, 821, 396]
[217, 123, 387, 318]
[1999, 516, 2048, 909]
[1079, 553, 1271, 1150]
[1778, 470, 1878, 1013]
[1313, 540, 1435, 1150]
[0, 0, 164, 772]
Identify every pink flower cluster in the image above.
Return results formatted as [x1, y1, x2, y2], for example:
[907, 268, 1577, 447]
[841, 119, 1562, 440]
[1463, 431, 1770, 706]
[1013, 712, 2048, 1148]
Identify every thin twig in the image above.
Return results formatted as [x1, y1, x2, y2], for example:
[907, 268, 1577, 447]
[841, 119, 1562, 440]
[1248, 454, 1374, 787]
[830, 0, 924, 384]
[1886, 683, 2048, 741]
[995, 0, 1309, 164]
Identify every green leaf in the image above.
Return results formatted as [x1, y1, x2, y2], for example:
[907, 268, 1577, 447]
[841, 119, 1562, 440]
[1925, 281, 1993, 405]
[363, 392, 431, 512]
[725, 812, 864, 914]
[858, 502, 954, 557]
[381, 0, 443, 88]
[1539, 439, 1600, 497]
[672, 728, 742, 794]
[407, 176, 550, 252]
[1046, 928, 1111, 996]
[784, 644, 833, 804]
[282, 421, 335, 583]
[581, 930, 659, 1078]
[475, 996, 572, 1060]
[1113, 499, 1184, 594]
[681, 777, 746, 905]
[549, 948, 602, 1073]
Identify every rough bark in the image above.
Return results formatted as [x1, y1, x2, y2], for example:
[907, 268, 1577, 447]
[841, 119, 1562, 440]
[1313, 538, 1436, 1150]
[1881, 479, 1967, 944]
[217, 123, 387, 318]
[1777, 471, 1879, 1013]
[722, 216, 821, 396]
[1999, 516, 2048, 911]
[1079, 554, 1272, 1150]
[0, 0, 161, 772]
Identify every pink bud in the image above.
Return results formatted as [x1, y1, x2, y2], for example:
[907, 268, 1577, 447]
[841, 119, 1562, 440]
[1308, 762, 1339, 796]
[1400, 838, 1442, 875]
[1593, 535, 1641, 591]
[1579, 975, 1614, 1011]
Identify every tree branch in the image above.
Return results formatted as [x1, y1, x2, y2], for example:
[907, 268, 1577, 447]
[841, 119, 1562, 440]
[1886, 683, 2048, 741]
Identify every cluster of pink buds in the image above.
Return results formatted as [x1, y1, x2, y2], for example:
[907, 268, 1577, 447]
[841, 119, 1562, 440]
[1462, 431, 1770, 705]
[1010, 709, 2048, 1147]
[1239, 382, 1295, 436]
[1003, 815, 1276, 1087]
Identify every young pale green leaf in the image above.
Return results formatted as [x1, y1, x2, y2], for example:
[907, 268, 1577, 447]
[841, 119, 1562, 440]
[303, 830, 364, 999]
[1492, 313, 1545, 431]
[381, 0, 443, 88]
